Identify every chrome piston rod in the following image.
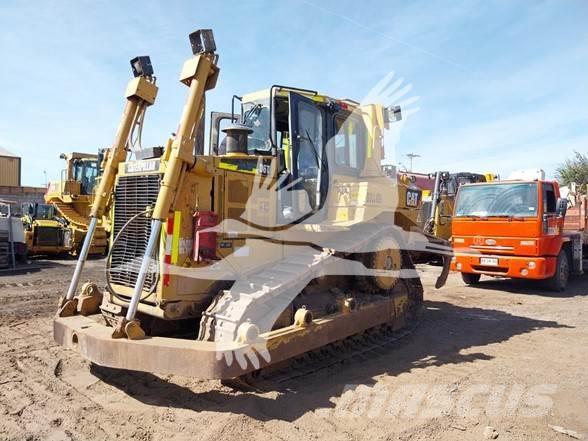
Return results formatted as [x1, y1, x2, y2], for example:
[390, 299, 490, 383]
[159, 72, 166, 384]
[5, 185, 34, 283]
[125, 219, 162, 321]
[65, 217, 98, 300]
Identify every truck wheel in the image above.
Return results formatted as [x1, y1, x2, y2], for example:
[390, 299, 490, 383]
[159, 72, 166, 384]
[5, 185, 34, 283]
[545, 251, 569, 292]
[462, 273, 481, 285]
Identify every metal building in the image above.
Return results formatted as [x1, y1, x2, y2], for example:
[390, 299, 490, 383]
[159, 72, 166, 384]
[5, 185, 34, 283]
[0, 147, 21, 187]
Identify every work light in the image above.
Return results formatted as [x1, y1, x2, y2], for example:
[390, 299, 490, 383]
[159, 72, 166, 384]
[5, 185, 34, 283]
[385, 105, 402, 123]
[130, 56, 154, 78]
[189, 29, 216, 55]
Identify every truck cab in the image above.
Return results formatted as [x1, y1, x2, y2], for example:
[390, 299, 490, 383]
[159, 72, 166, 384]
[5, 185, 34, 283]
[451, 179, 583, 291]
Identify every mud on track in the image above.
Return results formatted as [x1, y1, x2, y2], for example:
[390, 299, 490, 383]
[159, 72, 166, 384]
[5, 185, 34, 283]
[1, 258, 587, 441]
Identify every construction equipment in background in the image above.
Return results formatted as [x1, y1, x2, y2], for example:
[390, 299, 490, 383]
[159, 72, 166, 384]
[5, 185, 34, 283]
[21, 202, 72, 256]
[0, 200, 26, 268]
[44, 152, 109, 256]
[54, 28, 450, 380]
[423, 171, 492, 241]
[451, 178, 584, 291]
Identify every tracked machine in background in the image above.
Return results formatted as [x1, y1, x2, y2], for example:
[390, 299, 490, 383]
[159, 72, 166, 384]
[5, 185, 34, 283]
[423, 171, 493, 241]
[21, 202, 72, 256]
[43, 152, 109, 255]
[54, 29, 450, 380]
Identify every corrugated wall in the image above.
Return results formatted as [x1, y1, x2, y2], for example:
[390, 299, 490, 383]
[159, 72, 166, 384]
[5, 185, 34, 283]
[0, 156, 21, 187]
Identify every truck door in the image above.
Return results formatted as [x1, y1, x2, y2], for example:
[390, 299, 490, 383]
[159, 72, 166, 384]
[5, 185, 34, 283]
[542, 182, 563, 254]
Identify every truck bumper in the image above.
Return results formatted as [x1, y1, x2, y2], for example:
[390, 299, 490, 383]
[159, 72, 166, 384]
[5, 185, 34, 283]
[451, 253, 556, 280]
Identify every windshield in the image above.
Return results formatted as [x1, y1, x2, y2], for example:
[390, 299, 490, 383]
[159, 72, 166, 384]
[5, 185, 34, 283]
[36, 204, 55, 220]
[455, 182, 538, 217]
[72, 159, 99, 195]
[241, 99, 271, 152]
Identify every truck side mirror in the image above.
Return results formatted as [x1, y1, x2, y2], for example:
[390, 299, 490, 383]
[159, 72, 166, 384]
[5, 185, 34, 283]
[556, 197, 568, 217]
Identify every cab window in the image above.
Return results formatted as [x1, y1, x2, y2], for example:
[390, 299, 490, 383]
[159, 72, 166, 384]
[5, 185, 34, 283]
[334, 115, 364, 171]
[543, 182, 557, 214]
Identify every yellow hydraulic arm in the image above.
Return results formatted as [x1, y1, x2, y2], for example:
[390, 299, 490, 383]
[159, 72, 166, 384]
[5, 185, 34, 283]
[113, 29, 219, 338]
[59, 56, 158, 316]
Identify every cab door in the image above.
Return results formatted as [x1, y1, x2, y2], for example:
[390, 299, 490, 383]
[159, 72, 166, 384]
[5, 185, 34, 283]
[288, 92, 326, 219]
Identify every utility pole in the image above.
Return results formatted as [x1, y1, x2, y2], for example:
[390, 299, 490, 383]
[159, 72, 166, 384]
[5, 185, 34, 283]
[404, 153, 420, 172]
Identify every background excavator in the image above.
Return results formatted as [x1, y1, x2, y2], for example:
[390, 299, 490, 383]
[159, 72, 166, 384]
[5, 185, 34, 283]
[54, 29, 450, 380]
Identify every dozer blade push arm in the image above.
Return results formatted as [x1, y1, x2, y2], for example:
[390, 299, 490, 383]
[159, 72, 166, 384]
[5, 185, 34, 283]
[114, 29, 219, 338]
[59, 58, 158, 314]
[92, 74, 158, 218]
[152, 34, 219, 220]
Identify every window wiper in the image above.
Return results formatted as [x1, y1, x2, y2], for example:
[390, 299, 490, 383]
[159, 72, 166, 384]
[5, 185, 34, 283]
[242, 104, 262, 125]
[456, 214, 487, 219]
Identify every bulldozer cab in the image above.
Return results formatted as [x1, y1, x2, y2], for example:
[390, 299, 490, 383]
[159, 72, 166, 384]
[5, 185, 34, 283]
[22, 203, 56, 221]
[71, 157, 99, 195]
[211, 87, 401, 227]
[57, 152, 100, 196]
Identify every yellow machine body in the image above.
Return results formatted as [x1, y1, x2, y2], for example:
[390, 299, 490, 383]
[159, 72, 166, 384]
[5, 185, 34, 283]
[43, 152, 109, 255]
[102, 89, 427, 321]
[54, 30, 450, 380]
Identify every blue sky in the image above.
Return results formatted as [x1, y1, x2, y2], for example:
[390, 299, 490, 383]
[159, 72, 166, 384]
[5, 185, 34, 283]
[0, 0, 586, 186]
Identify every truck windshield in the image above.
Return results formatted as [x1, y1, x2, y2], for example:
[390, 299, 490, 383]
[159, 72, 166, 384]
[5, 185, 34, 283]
[455, 182, 538, 217]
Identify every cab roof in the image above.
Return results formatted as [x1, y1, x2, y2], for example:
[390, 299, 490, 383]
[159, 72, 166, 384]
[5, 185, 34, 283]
[241, 87, 360, 110]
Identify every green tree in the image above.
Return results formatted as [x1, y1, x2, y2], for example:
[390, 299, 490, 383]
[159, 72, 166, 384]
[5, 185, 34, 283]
[556, 151, 588, 193]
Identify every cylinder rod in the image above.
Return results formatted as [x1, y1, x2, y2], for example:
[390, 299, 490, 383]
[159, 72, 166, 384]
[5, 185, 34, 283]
[125, 219, 162, 321]
[65, 217, 98, 300]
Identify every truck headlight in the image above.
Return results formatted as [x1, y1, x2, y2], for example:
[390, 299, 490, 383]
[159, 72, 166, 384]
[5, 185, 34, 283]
[528, 261, 536, 270]
[453, 238, 465, 244]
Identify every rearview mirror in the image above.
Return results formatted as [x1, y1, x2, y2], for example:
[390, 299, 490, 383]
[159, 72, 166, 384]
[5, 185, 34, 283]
[556, 197, 568, 217]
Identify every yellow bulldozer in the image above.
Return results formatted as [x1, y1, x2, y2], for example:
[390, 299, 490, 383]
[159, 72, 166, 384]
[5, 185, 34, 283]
[423, 171, 496, 241]
[43, 152, 109, 255]
[21, 202, 72, 256]
[54, 29, 450, 380]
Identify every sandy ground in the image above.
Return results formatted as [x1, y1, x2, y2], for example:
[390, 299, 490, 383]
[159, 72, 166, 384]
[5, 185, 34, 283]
[0, 258, 587, 441]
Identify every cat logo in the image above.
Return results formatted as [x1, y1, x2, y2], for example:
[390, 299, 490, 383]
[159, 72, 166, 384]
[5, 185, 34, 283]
[406, 189, 421, 207]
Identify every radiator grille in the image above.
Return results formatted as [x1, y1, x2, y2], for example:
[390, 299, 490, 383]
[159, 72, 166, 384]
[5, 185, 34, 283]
[35, 226, 63, 247]
[110, 174, 161, 292]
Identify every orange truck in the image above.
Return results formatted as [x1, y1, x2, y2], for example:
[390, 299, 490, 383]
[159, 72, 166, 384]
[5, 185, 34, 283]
[450, 179, 584, 291]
